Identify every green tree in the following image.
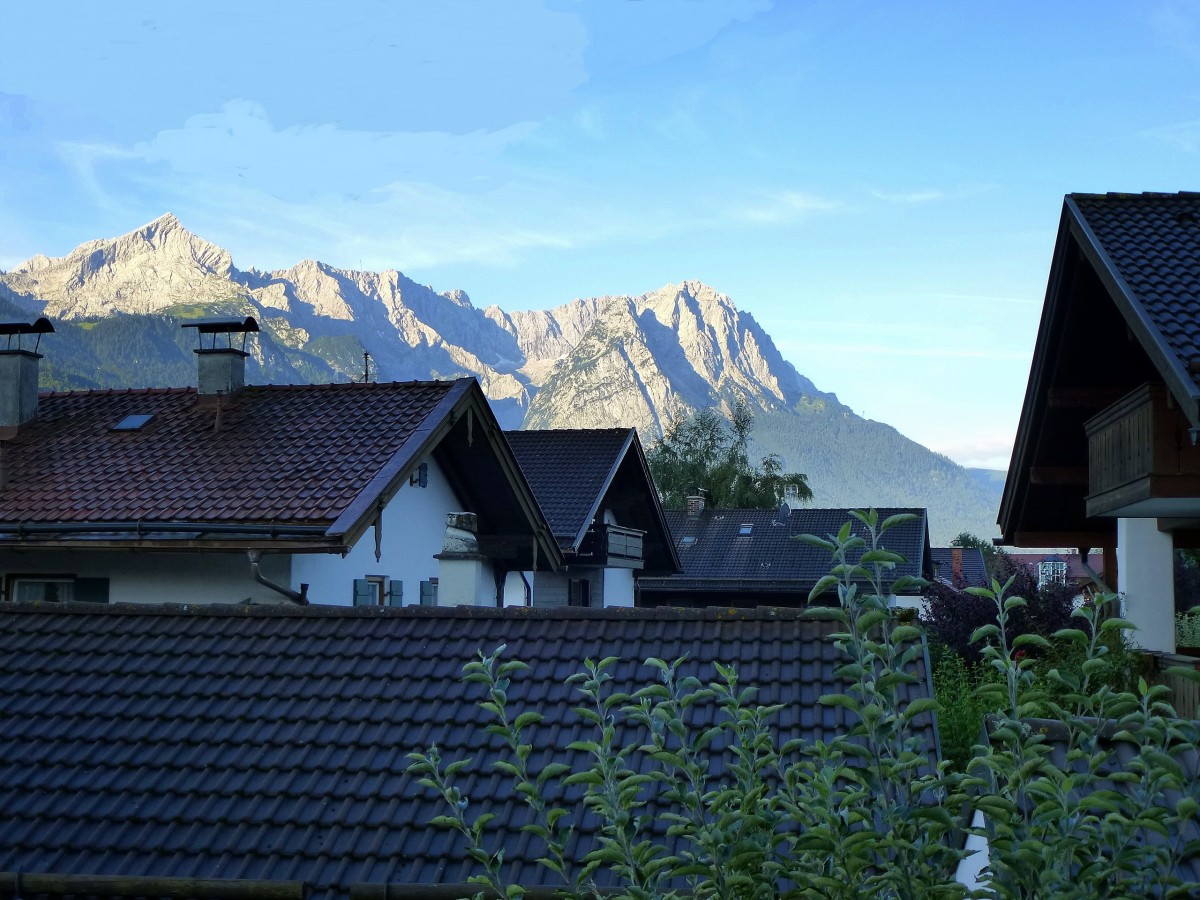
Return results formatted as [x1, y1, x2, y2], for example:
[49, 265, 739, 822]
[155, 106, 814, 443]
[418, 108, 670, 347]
[647, 402, 812, 509]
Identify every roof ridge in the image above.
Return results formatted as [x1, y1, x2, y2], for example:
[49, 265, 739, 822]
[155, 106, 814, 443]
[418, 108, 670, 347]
[0, 601, 814, 621]
[37, 379, 463, 399]
[245, 378, 461, 392]
[1070, 191, 1200, 201]
[39, 386, 195, 399]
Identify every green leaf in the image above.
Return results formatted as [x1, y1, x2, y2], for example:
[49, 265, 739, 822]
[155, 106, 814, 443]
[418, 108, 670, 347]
[818, 693, 861, 713]
[1012, 633, 1051, 650]
[808, 574, 839, 601]
[512, 711, 544, 730]
[970, 623, 1000, 644]
[536, 763, 572, 783]
[902, 697, 940, 718]
[881, 512, 918, 531]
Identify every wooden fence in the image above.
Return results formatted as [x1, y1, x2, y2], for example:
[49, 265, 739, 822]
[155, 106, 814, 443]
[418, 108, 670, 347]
[1153, 652, 1200, 720]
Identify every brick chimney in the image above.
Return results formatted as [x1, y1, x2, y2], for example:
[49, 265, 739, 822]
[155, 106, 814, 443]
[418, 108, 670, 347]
[952, 547, 964, 586]
[0, 318, 54, 430]
[685, 490, 708, 518]
[182, 316, 259, 396]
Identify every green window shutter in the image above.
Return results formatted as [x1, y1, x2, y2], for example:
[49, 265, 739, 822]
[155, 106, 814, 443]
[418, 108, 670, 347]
[74, 578, 110, 604]
[419, 580, 438, 606]
[352, 579, 373, 606]
[386, 580, 404, 607]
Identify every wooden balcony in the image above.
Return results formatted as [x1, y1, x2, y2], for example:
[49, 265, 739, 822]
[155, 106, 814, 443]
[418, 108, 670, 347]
[1084, 383, 1200, 518]
[576, 523, 645, 569]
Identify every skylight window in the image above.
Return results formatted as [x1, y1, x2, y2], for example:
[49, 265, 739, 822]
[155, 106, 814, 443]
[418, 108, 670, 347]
[112, 414, 154, 431]
[738, 524, 753, 537]
[680, 535, 697, 547]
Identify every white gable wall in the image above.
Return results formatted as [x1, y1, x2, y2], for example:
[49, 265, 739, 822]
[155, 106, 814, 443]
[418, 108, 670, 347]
[291, 454, 462, 606]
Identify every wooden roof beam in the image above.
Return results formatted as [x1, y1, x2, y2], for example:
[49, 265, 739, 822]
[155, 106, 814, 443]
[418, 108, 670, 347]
[1029, 466, 1089, 486]
[1046, 387, 1129, 409]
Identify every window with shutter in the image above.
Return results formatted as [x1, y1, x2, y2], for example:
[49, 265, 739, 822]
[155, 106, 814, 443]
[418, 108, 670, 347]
[568, 578, 591, 608]
[387, 580, 404, 607]
[352, 579, 373, 606]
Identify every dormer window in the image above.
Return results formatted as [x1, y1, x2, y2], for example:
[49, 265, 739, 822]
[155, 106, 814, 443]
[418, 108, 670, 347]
[1038, 559, 1067, 588]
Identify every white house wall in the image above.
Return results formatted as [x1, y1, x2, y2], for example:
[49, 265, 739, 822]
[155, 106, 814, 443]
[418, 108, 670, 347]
[0, 549, 292, 605]
[291, 454, 462, 607]
[603, 567, 634, 607]
[1116, 517, 1177, 653]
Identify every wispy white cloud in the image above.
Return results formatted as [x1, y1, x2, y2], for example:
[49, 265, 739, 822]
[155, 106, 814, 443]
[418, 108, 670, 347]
[733, 190, 842, 223]
[867, 183, 998, 205]
[1141, 118, 1200, 152]
[134, 101, 537, 201]
[870, 188, 946, 204]
[925, 431, 1016, 471]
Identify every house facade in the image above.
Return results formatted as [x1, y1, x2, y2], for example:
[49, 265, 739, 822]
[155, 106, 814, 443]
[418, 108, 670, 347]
[505, 428, 681, 607]
[0, 318, 562, 608]
[999, 192, 1200, 652]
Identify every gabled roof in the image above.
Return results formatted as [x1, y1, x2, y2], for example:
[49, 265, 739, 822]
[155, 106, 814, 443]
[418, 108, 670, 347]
[506, 428, 681, 574]
[1000, 192, 1200, 546]
[0, 378, 561, 566]
[506, 428, 636, 546]
[930, 547, 989, 588]
[0, 602, 938, 896]
[639, 506, 931, 598]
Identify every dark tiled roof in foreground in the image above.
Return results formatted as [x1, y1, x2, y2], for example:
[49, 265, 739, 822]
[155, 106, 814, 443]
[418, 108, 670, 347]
[506, 429, 633, 544]
[1071, 192, 1200, 381]
[641, 506, 929, 595]
[0, 379, 463, 526]
[0, 603, 937, 896]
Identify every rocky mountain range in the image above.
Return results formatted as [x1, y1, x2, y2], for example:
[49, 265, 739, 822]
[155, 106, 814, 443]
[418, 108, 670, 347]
[0, 214, 1003, 544]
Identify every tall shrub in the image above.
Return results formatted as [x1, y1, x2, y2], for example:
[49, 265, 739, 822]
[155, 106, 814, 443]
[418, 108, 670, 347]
[410, 512, 1200, 899]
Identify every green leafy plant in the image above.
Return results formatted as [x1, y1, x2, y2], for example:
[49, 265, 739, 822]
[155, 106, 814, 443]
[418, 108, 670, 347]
[1177, 610, 1200, 649]
[409, 511, 1200, 899]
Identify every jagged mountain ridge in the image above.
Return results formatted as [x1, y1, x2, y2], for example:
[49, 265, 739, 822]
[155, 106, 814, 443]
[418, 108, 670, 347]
[0, 214, 1001, 542]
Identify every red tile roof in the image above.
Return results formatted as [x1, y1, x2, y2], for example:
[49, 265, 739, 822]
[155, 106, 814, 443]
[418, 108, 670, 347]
[0, 379, 467, 529]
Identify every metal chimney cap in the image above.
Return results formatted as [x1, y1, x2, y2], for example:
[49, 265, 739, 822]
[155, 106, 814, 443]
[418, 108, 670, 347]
[0, 317, 55, 336]
[181, 316, 259, 334]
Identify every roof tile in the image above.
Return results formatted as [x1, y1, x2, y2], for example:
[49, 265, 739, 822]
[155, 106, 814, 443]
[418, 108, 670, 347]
[0, 602, 936, 895]
[0, 380, 459, 526]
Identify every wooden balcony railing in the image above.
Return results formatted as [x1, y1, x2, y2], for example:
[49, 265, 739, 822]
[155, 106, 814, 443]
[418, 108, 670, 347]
[1084, 382, 1200, 517]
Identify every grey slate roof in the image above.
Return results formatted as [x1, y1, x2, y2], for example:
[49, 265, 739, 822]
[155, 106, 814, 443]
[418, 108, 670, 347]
[1071, 192, 1200, 392]
[640, 506, 930, 598]
[930, 547, 989, 588]
[505, 428, 637, 545]
[0, 602, 938, 897]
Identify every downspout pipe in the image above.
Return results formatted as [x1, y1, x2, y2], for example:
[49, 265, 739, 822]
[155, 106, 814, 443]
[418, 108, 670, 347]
[248, 549, 309, 606]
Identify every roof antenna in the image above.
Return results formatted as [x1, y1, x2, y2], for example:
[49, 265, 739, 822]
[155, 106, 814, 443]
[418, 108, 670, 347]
[360, 350, 375, 383]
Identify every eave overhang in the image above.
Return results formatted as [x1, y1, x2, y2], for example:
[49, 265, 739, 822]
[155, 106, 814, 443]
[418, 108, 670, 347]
[998, 195, 1199, 546]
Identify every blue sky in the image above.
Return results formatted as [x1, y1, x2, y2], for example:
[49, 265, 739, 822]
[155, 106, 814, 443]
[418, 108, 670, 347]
[2, 1, 1199, 469]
